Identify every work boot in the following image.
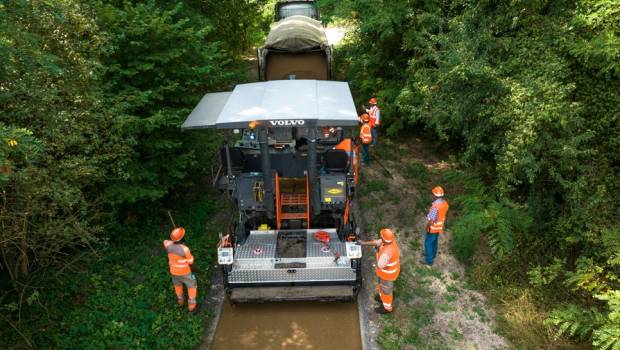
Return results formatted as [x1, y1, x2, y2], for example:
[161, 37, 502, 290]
[419, 259, 432, 267]
[374, 306, 392, 314]
[374, 294, 382, 303]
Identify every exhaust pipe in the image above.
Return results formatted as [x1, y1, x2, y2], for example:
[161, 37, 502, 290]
[258, 127, 274, 219]
[307, 127, 320, 217]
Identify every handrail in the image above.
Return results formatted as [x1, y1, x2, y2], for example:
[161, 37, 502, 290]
[305, 171, 311, 229]
[344, 198, 350, 225]
[275, 172, 281, 229]
[212, 165, 223, 188]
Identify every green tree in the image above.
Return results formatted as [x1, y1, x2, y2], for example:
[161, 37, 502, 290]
[0, 0, 123, 285]
[95, 1, 238, 209]
[320, 0, 620, 348]
[1, 0, 265, 347]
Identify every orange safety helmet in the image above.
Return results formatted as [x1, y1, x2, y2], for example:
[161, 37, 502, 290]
[361, 113, 370, 122]
[170, 227, 186, 241]
[380, 228, 395, 243]
[369, 97, 378, 105]
[432, 186, 445, 197]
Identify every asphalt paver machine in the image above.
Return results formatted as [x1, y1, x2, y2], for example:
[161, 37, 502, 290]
[182, 80, 363, 302]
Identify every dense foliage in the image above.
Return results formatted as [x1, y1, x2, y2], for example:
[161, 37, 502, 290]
[0, 0, 268, 348]
[319, 0, 619, 348]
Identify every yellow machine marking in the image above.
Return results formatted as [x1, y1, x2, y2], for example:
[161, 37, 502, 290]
[327, 188, 343, 195]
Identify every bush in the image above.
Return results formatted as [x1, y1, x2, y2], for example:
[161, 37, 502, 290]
[443, 170, 532, 264]
[320, 0, 620, 347]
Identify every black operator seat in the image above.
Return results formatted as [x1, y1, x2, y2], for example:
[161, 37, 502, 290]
[221, 147, 244, 172]
[324, 149, 348, 173]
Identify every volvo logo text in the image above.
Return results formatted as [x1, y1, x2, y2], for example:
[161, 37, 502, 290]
[269, 120, 306, 126]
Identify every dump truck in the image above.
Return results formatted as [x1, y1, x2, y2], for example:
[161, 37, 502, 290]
[180, 1, 362, 303]
[274, 0, 320, 21]
[258, 1, 332, 81]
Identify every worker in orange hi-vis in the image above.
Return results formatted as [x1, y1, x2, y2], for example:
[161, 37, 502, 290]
[163, 227, 198, 312]
[422, 186, 449, 266]
[366, 97, 380, 145]
[359, 113, 373, 165]
[360, 228, 401, 314]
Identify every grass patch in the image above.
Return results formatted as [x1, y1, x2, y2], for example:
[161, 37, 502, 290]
[446, 284, 460, 294]
[373, 142, 400, 161]
[374, 210, 386, 228]
[411, 285, 431, 298]
[438, 302, 456, 312]
[466, 264, 588, 350]
[414, 195, 430, 213]
[403, 161, 430, 182]
[361, 179, 389, 194]
[378, 324, 406, 350]
[415, 266, 444, 279]
[474, 306, 487, 321]
[409, 239, 421, 251]
[360, 197, 379, 211]
[4, 195, 226, 349]
[389, 190, 402, 204]
[379, 295, 438, 349]
[396, 205, 418, 227]
[450, 328, 464, 341]
[379, 258, 439, 349]
[395, 267, 415, 302]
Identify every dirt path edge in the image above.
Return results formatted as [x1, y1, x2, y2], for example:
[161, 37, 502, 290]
[354, 198, 381, 350]
[198, 263, 225, 350]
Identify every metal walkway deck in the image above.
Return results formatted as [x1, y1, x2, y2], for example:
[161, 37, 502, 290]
[229, 229, 356, 284]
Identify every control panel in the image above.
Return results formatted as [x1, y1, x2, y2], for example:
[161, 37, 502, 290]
[320, 174, 347, 205]
[217, 247, 234, 265]
[345, 242, 362, 259]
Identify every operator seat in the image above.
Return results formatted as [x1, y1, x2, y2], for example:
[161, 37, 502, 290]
[324, 149, 348, 173]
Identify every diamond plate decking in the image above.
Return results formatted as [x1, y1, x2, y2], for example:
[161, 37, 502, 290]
[229, 229, 356, 284]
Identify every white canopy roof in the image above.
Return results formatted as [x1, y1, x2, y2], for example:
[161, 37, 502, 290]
[264, 15, 328, 51]
[181, 80, 359, 130]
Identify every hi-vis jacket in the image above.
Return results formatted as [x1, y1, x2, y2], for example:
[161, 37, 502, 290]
[428, 199, 449, 234]
[360, 124, 372, 144]
[376, 241, 400, 281]
[163, 240, 194, 275]
[368, 105, 380, 126]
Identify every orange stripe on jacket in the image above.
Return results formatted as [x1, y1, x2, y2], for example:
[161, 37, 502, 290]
[375, 242, 400, 281]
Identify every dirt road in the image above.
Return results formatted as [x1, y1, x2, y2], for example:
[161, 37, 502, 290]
[210, 301, 361, 350]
